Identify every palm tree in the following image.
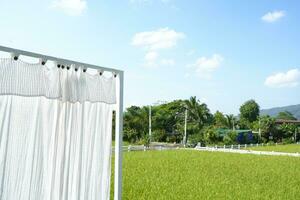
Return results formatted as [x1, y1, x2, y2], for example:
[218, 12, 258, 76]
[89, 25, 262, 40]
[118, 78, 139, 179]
[184, 96, 212, 132]
[225, 114, 236, 130]
[124, 106, 149, 137]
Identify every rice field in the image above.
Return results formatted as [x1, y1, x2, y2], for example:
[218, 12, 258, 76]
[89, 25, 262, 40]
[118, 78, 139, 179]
[246, 144, 300, 153]
[111, 150, 300, 200]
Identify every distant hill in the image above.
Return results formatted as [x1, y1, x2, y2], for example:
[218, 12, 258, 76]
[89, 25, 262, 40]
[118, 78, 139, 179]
[261, 104, 300, 119]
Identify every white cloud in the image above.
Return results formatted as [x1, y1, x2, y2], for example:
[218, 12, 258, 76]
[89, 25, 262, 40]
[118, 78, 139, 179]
[261, 10, 285, 23]
[145, 51, 158, 62]
[144, 51, 159, 67]
[52, 0, 87, 16]
[131, 28, 185, 50]
[130, 0, 149, 3]
[144, 53, 175, 68]
[161, 59, 175, 66]
[191, 54, 224, 79]
[130, 0, 171, 4]
[265, 69, 300, 88]
[186, 49, 196, 56]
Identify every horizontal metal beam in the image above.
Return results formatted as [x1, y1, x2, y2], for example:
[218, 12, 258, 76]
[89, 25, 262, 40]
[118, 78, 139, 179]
[0, 45, 123, 74]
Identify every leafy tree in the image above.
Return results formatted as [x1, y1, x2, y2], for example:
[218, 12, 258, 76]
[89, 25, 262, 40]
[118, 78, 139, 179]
[123, 127, 139, 143]
[152, 129, 167, 142]
[185, 96, 213, 135]
[188, 133, 204, 146]
[142, 134, 150, 147]
[276, 111, 297, 120]
[153, 100, 185, 140]
[203, 126, 221, 144]
[259, 115, 277, 142]
[123, 106, 150, 142]
[239, 100, 260, 128]
[214, 111, 227, 128]
[278, 123, 298, 139]
[225, 114, 237, 130]
[223, 130, 238, 145]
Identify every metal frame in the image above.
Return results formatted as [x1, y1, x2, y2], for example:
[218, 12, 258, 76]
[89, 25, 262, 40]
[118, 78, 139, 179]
[0, 45, 124, 200]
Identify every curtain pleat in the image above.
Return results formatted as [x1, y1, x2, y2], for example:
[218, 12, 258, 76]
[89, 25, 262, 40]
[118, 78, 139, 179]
[0, 58, 116, 104]
[0, 58, 115, 200]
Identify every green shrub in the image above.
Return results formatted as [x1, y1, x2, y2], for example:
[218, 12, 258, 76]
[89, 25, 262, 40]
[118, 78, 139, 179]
[223, 130, 238, 145]
[282, 138, 294, 145]
[188, 133, 203, 145]
[123, 128, 139, 143]
[152, 129, 167, 142]
[204, 126, 222, 144]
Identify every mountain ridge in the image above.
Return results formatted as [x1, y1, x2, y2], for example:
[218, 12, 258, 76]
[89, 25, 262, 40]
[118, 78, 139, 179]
[261, 104, 300, 119]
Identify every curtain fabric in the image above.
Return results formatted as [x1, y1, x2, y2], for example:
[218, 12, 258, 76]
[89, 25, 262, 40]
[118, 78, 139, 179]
[0, 58, 116, 200]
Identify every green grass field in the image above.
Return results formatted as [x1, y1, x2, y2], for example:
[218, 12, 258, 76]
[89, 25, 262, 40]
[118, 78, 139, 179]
[111, 150, 300, 200]
[246, 144, 300, 153]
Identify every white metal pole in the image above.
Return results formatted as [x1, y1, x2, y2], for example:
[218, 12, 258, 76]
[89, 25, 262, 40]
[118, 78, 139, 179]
[259, 118, 261, 143]
[149, 105, 152, 142]
[0, 45, 122, 74]
[295, 128, 297, 143]
[233, 120, 235, 131]
[114, 72, 123, 200]
[184, 108, 187, 147]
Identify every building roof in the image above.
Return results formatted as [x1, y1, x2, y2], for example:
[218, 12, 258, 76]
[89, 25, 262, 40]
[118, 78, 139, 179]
[275, 119, 300, 124]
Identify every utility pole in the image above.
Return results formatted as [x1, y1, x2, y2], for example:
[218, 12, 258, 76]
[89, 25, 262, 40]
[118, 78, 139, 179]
[295, 127, 297, 143]
[184, 108, 188, 147]
[149, 105, 152, 143]
[233, 120, 235, 131]
[258, 118, 261, 143]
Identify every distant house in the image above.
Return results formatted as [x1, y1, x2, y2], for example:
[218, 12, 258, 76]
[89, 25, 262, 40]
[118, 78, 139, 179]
[275, 119, 300, 125]
[217, 129, 254, 144]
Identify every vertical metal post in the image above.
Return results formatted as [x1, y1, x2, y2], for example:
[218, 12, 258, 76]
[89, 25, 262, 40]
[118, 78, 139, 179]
[184, 108, 188, 147]
[295, 128, 297, 143]
[258, 118, 261, 143]
[149, 105, 152, 142]
[114, 72, 123, 200]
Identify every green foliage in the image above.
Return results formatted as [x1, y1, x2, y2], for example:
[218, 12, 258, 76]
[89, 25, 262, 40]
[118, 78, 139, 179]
[188, 133, 204, 145]
[166, 135, 177, 143]
[276, 111, 297, 120]
[238, 118, 252, 130]
[239, 99, 260, 125]
[142, 134, 150, 147]
[259, 115, 277, 142]
[282, 138, 294, 145]
[223, 130, 238, 145]
[123, 105, 149, 140]
[123, 97, 297, 145]
[225, 114, 237, 130]
[279, 123, 297, 139]
[214, 111, 228, 128]
[185, 96, 213, 132]
[111, 150, 300, 200]
[152, 100, 186, 137]
[152, 129, 167, 142]
[123, 128, 139, 143]
[203, 126, 221, 144]
[124, 96, 214, 144]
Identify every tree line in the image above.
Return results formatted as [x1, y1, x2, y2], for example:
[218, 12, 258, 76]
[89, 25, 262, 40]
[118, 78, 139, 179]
[123, 97, 300, 146]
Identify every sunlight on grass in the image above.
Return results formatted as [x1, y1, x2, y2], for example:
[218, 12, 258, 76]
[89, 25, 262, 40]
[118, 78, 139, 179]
[246, 144, 300, 153]
[111, 150, 300, 200]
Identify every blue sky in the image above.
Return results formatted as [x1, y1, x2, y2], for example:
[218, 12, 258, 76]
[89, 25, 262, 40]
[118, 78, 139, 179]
[0, 0, 299, 114]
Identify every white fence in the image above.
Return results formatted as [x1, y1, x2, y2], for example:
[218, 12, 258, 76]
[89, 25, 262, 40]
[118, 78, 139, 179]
[202, 142, 285, 150]
[194, 146, 300, 157]
[112, 142, 300, 154]
[112, 145, 180, 152]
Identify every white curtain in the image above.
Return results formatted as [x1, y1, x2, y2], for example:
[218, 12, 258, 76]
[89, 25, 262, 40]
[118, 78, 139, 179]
[0, 58, 116, 200]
